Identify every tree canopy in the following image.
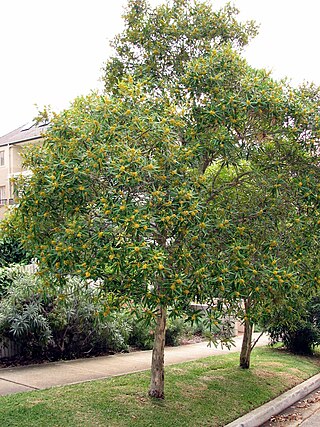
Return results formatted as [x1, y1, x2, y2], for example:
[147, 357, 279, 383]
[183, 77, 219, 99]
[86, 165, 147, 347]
[104, 0, 257, 94]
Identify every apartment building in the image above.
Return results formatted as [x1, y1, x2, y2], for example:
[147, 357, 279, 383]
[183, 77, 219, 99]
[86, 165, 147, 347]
[0, 121, 49, 219]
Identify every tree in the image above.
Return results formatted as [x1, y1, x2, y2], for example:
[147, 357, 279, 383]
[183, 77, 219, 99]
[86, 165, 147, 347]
[103, 0, 257, 95]
[6, 82, 212, 398]
[161, 34, 318, 366]
[202, 141, 319, 368]
[5, 0, 320, 397]
[182, 46, 320, 368]
[8, 0, 262, 397]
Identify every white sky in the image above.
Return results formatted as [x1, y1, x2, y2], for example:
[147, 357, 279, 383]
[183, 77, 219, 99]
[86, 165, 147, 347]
[0, 0, 319, 137]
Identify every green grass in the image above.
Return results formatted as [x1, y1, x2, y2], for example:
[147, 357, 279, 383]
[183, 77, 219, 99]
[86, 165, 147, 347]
[1, 347, 319, 427]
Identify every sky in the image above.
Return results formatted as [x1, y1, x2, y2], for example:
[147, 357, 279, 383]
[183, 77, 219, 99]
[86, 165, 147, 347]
[0, 0, 319, 137]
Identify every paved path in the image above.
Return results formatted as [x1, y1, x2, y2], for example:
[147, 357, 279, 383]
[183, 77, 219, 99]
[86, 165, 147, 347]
[0, 333, 269, 396]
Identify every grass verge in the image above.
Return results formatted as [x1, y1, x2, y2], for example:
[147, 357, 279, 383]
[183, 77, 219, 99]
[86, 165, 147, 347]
[0, 347, 319, 427]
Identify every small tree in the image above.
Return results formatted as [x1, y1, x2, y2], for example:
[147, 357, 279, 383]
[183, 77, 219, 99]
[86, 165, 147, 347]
[202, 142, 320, 368]
[181, 47, 320, 368]
[7, 82, 211, 398]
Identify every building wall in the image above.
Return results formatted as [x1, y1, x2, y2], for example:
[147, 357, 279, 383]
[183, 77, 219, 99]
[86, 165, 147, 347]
[0, 140, 42, 219]
[0, 145, 11, 204]
[10, 145, 24, 175]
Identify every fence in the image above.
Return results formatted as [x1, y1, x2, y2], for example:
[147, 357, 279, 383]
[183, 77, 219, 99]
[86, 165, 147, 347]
[0, 339, 20, 360]
[19, 262, 38, 274]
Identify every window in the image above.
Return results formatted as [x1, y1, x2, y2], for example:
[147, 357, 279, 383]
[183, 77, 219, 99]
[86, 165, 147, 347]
[0, 186, 6, 205]
[9, 181, 15, 205]
[0, 151, 4, 166]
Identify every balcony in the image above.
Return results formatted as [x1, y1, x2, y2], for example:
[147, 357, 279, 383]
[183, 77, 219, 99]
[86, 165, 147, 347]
[0, 198, 15, 206]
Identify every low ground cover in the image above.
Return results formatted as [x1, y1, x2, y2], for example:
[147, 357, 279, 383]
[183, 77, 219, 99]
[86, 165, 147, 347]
[1, 347, 319, 426]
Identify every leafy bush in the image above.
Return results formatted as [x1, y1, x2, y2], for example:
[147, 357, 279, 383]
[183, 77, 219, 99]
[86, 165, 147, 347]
[0, 264, 21, 298]
[127, 314, 210, 349]
[0, 269, 52, 358]
[0, 271, 132, 360]
[0, 237, 31, 267]
[267, 297, 320, 355]
[0, 268, 211, 362]
[282, 323, 320, 355]
[128, 318, 155, 350]
[166, 317, 189, 346]
[44, 277, 132, 358]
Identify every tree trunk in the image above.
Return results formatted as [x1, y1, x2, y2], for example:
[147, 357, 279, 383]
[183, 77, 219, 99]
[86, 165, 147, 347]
[239, 318, 253, 369]
[149, 305, 167, 399]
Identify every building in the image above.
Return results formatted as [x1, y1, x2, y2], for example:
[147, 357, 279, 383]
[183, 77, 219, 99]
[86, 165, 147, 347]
[0, 121, 49, 219]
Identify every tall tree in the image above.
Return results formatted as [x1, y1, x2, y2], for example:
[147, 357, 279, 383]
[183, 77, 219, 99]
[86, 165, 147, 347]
[4, 0, 320, 397]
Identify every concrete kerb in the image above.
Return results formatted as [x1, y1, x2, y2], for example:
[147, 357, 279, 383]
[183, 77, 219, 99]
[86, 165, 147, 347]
[225, 373, 320, 427]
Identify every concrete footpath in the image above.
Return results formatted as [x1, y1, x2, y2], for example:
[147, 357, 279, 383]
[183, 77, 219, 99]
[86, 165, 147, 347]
[0, 333, 268, 396]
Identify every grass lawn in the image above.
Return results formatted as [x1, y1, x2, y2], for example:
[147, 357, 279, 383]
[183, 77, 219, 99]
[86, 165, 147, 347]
[1, 347, 319, 427]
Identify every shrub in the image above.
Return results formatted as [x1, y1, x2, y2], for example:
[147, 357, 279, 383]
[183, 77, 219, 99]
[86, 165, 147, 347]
[44, 277, 131, 358]
[282, 322, 320, 355]
[165, 317, 188, 346]
[0, 269, 52, 358]
[267, 297, 320, 355]
[0, 264, 22, 298]
[127, 314, 210, 349]
[128, 317, 155, 350]
[0, 271, 132, 360]
[0, 268, 211, 362]
[0, 237, 31, 267]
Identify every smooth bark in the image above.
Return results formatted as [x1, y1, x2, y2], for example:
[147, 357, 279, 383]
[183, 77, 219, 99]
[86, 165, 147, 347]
[149, 305, 167, 399]
[239, 317, 253, 369]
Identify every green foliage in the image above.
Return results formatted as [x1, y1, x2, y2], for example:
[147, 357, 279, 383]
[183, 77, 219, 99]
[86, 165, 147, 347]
[0, 267, 13, 298]
[0, 269, 52, 358]
[165, 317, 187, 346]
[165, 316, 211, 346]
[202, 141, 320, 327]
[0, 236, 31, 267]
[0, 271, 132, 360]
[184, 45, 320, 333]
[0, 264, 26, 299]
[0, 268, 209, 360]
[128, 317, 154, 350]
[268, 297, 320, 355]
[2, 0, 320, 384]
[282, 324, 320, 355]
[183, 41, 320, 335]
[104, 0, 258, 94]
[127, 314, 208, 349]
[7, 81, 211, 324]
